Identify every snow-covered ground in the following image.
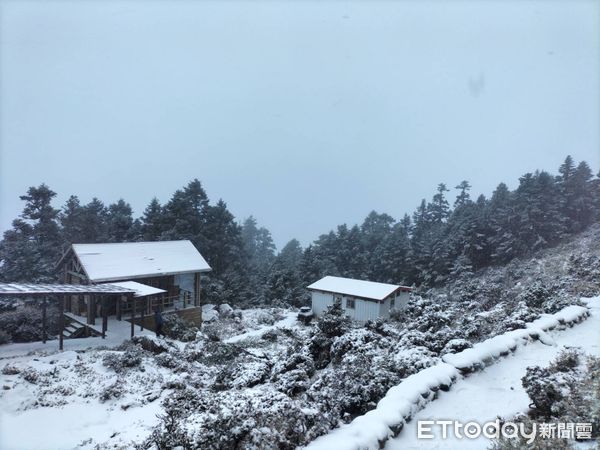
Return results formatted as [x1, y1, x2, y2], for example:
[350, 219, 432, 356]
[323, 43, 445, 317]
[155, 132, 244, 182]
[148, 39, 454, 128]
[224, 310, 297, 343]
[0, 309, 301, 450]
[0, 316, 155, 359]
[385, 296, 600, 450]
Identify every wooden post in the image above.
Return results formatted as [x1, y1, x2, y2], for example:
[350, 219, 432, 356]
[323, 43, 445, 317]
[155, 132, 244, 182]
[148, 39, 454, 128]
[131, 296, 136, 338]
[42, 297, 47, 344]
[194, 272, 200, 307]
[116, 295, 122, 321]
[85, 294, 92, 325]
[59, 295, 65, 351]
[140, 297, 144, 331]
[101, 297, 107, 339]
[92, 297, 97, 326]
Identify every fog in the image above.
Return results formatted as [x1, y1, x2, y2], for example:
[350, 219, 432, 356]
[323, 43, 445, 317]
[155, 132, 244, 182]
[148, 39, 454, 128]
[1, 0, 598, 248]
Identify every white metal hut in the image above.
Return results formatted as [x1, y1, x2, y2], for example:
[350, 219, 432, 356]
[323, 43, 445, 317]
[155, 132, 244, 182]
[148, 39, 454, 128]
[307, 276, 412, 321]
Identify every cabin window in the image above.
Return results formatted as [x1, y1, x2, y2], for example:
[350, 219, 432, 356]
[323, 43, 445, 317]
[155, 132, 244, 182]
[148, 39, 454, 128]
[346, 297, 355, 309]
[390, 297, 396, 309]
[334, 294, 342, 306]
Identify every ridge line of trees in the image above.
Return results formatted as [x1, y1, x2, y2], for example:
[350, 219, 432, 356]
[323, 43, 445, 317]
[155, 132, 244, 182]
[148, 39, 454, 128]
[1, 155, 599, 307]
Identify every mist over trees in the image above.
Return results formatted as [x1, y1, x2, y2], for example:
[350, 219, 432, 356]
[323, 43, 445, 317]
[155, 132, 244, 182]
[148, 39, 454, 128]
[1, 156, 599, 307]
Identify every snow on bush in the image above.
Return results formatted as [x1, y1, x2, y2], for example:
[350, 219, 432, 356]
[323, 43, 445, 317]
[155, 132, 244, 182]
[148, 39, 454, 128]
[306, 363, 459, 450]
[307, 302, 592, 450]
[442, 305, 589, 372]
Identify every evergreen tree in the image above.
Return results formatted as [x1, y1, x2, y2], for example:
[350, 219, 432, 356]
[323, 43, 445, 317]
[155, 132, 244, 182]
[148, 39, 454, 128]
[80, 198, 109, 243]
[140, 197, 165, 241]
[241, 216, 276, 304]
[429, 183, 451, 223]
[371, 219, 411, 284]
[201, 200, 245, 276]
[513, 171, 565, 253]
[454, 180, 472, 208]
[266, 239, 304, 306]
[570, 161, 594, 231]
[241, 216, 276, 275]
[59, 195, 86, 245]
[161, 179, 209, 241]
[106, 199, 134, 242]
[0, 184, 61, 282]
[488, 182, 518, 264]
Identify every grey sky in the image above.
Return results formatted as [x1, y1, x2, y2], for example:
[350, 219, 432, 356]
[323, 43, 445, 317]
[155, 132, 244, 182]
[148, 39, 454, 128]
[1, 0, 598, 249]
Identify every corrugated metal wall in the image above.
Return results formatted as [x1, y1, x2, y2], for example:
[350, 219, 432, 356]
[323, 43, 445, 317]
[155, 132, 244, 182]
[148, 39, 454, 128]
[312, 291, 333, 315]
[351, 298, 381, 321]
[311, 291, 383, 322]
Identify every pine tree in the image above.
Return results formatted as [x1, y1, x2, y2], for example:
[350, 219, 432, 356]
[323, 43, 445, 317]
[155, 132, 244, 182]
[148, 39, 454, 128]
[454, 180, 472, 208]
[488, 182, 518, 264]
[570, 161, 594, 231]
[80, 198, 109, 243]
[201, 200, 245, 276]
[429, 183, 451, 223]
[60, 195, 86, 245]
[241, 216, 276, 304]
[140, 198, 165, 241]
[106, 199, 134, 242]
[0, 184, 61, 282]
[371, 219, 411, 284]
[161, 179, 209, 241]
[266, 239, 304, 306]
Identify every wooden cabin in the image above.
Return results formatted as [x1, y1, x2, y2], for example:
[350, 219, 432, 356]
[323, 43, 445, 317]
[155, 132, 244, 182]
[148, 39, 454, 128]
[57, 240, 212, 329]
[307, 276, 412, 322]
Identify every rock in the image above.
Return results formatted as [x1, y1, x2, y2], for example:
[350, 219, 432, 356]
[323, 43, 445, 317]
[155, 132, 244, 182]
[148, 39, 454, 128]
[131, 335, 172, 354]
[218, 303, 234, 318]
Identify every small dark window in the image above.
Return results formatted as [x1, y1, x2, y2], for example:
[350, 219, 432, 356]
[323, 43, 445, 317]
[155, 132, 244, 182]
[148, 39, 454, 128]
[390, 297, 396, 309]
[346, 297, 355, 309]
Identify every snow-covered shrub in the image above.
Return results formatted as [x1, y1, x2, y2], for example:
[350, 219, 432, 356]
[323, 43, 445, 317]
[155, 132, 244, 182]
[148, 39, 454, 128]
[21, 368, 40, 384]
[1, 364, 20, 375]
[154, 351, 188, 371]
[131, 335, 171, 354]
[329, 328, 385, 364]
[163, 314, 199, 342]
[148, 389, 325, 450]
[99, 379, 124, 402]
[390, 347, 437, 376]
[317, 304, 352, 338]
[215, 359, 271, 390]
[541, 294, 583, 314]
[549, 349, 581, 372]
[494, 355, 600, 449]
[0, 305, 60, 343]
[308, 331, 334, 370]
[307, 353, 401, 418]
[191, 341, 241, 365]
[102, 346, 144, 373]
[501, 301, 539, 331]
[516, 281, 552, 308]
[521, 350, 580, 419]
[441, 338, 472, 355]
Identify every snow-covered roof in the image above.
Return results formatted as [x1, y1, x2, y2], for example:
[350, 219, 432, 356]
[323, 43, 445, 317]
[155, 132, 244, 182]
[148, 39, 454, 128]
[0, 283, 135, 296]
[307, 276, 410, 301]
[103, 281, 167, 298]
[70, 240, 211, 282]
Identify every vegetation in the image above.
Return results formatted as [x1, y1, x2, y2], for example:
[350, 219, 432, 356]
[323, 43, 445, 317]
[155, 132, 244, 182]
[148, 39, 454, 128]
[0, 156, 599, 309]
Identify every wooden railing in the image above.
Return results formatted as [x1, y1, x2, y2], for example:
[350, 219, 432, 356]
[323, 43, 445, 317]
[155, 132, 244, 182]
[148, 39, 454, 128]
[120, 289, 194, 315]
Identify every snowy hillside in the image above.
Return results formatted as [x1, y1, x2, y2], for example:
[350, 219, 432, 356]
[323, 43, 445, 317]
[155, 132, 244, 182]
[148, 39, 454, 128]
[1, 226, 599, 449]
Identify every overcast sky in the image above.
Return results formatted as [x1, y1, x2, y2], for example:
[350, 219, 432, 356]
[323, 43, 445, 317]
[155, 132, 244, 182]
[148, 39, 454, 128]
[1, 0, 598, 249]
